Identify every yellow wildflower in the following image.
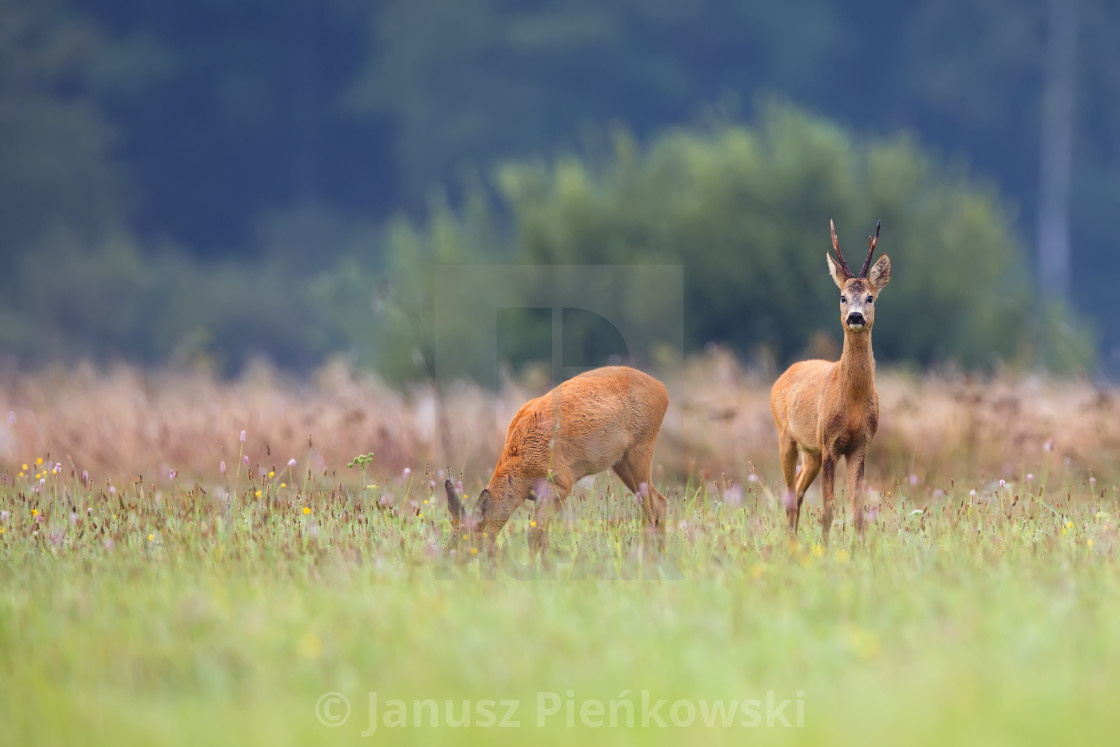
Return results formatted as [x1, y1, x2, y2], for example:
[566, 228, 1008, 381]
[302, 506, 311, 515]
[35, 458, 42, 465]
[31, 509, 38, 516]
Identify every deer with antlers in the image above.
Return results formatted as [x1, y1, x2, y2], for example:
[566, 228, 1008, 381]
[444, 366, 670, 556]
[770, 219, 891, 542]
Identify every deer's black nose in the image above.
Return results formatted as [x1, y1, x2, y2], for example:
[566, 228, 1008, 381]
[847, 312, 865, 326]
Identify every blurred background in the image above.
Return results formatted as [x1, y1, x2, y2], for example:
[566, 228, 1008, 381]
[1, 0, 1116, 382]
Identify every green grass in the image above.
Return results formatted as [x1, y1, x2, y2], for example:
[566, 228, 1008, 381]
[1, 463, 1118, 746]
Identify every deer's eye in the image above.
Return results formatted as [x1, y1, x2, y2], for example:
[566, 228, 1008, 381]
[840, 296, 847, 303]
[866, 295, 873, 303]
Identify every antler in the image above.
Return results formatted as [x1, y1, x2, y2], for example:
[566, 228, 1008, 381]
[830, 219, 854, 279]
[859, 220, 881, 279]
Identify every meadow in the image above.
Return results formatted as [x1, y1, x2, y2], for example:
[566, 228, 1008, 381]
[1, 351, 1118, 746]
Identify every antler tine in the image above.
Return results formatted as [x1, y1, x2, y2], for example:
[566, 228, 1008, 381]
[859, 219, 881, 278]
[830, 219, 853, 278]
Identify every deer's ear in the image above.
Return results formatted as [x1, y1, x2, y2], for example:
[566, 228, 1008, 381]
[826, 253, 848, 290]
[869, 254, 891, 290]
[477, 489, 492, 521]
[445, 479, 463, 524]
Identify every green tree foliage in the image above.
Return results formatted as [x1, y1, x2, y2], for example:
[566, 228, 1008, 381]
[338, 104, 1091, 380]
[0, 0, 126, 250]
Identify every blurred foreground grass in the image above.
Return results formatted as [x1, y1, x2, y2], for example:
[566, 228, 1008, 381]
[1, 460, 1118, 746]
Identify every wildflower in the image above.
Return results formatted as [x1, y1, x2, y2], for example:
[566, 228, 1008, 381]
[268, 471, 275, 478]
[82, 470, 89, 483]
[298, 632, 323, 661]
[109, 486, 116, 495]
[969, 489, 977, 498]
[169, 469, 178, 480]
[69, 512, 78, 525]
[287, 458, 297, 467]
[1066, 521, 1074, 529]
[280, 482, 287, 488]
[220, 461, 227, 475]
[148, 534, 154, 541]
[31, 509, 38, 516]
[254, 490, 262, 498]
[243, 455, 249, 465]
[999, 479, 1006, 488]
[303, 506, 311, 515]
[847, 627, 880, 660]
[1087, 539, 1094, 548]
[470, 547, 478, 555]
[39, 478, 45, 486]
[423, 499, 428, 505]
[530, 521, 537, 528]
[0, 510, 7, 521]
[21, 463, 27, 471]
[908, 473, 918, 486]
[403, 467, 411, 479]
[36, 457, 42, 465]
[240, 430, 246, 443]
[1026, 473, 1034, 482]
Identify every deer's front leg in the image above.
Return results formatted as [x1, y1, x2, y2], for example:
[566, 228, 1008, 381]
[848, 450, 867, 537]
[820, 451, 837, 544]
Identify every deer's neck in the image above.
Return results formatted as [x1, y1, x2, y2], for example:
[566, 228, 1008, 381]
[838, 330, 875, 402]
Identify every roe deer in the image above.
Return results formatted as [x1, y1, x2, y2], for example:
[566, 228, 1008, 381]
[444, 366, 669, 555]
[770, 220, 891, 542]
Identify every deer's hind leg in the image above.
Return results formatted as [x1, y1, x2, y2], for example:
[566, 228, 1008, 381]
[613, 446, 667, 552]
[778, 432, 800, 531]
[791, 449, 822, 532]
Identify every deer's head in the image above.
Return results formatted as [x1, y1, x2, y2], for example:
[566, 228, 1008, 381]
[443, 478, 492, 550]
[826, 219, 891, 333]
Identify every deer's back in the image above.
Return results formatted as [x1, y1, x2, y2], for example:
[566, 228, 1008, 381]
[770, 359, 836, 451]
[497, 366, 668, 480]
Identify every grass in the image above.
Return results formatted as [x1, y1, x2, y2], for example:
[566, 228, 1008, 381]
[2, 448, 1118, 746]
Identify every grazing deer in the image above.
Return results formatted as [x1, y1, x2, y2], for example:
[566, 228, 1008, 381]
[444, 366, 669, 555]
[770, 220, 891, 542]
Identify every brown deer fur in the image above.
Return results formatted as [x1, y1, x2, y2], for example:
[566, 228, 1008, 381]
[770, 220, 891, 541]
[445, 366, 669, 555]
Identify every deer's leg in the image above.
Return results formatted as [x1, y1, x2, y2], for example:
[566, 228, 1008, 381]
[847, 450, 867, 537]
[820, 451, 837, 544]
[528, 475, 572, 557]
[613, 447, 667, 552]
[793, 449, 822, 532]
[778, 432, 799, 531]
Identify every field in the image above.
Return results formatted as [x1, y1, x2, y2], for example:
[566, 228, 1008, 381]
[2, 352, 1119, 746]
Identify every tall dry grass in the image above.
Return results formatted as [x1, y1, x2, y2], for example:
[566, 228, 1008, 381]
[0, 349, 1116, 493]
